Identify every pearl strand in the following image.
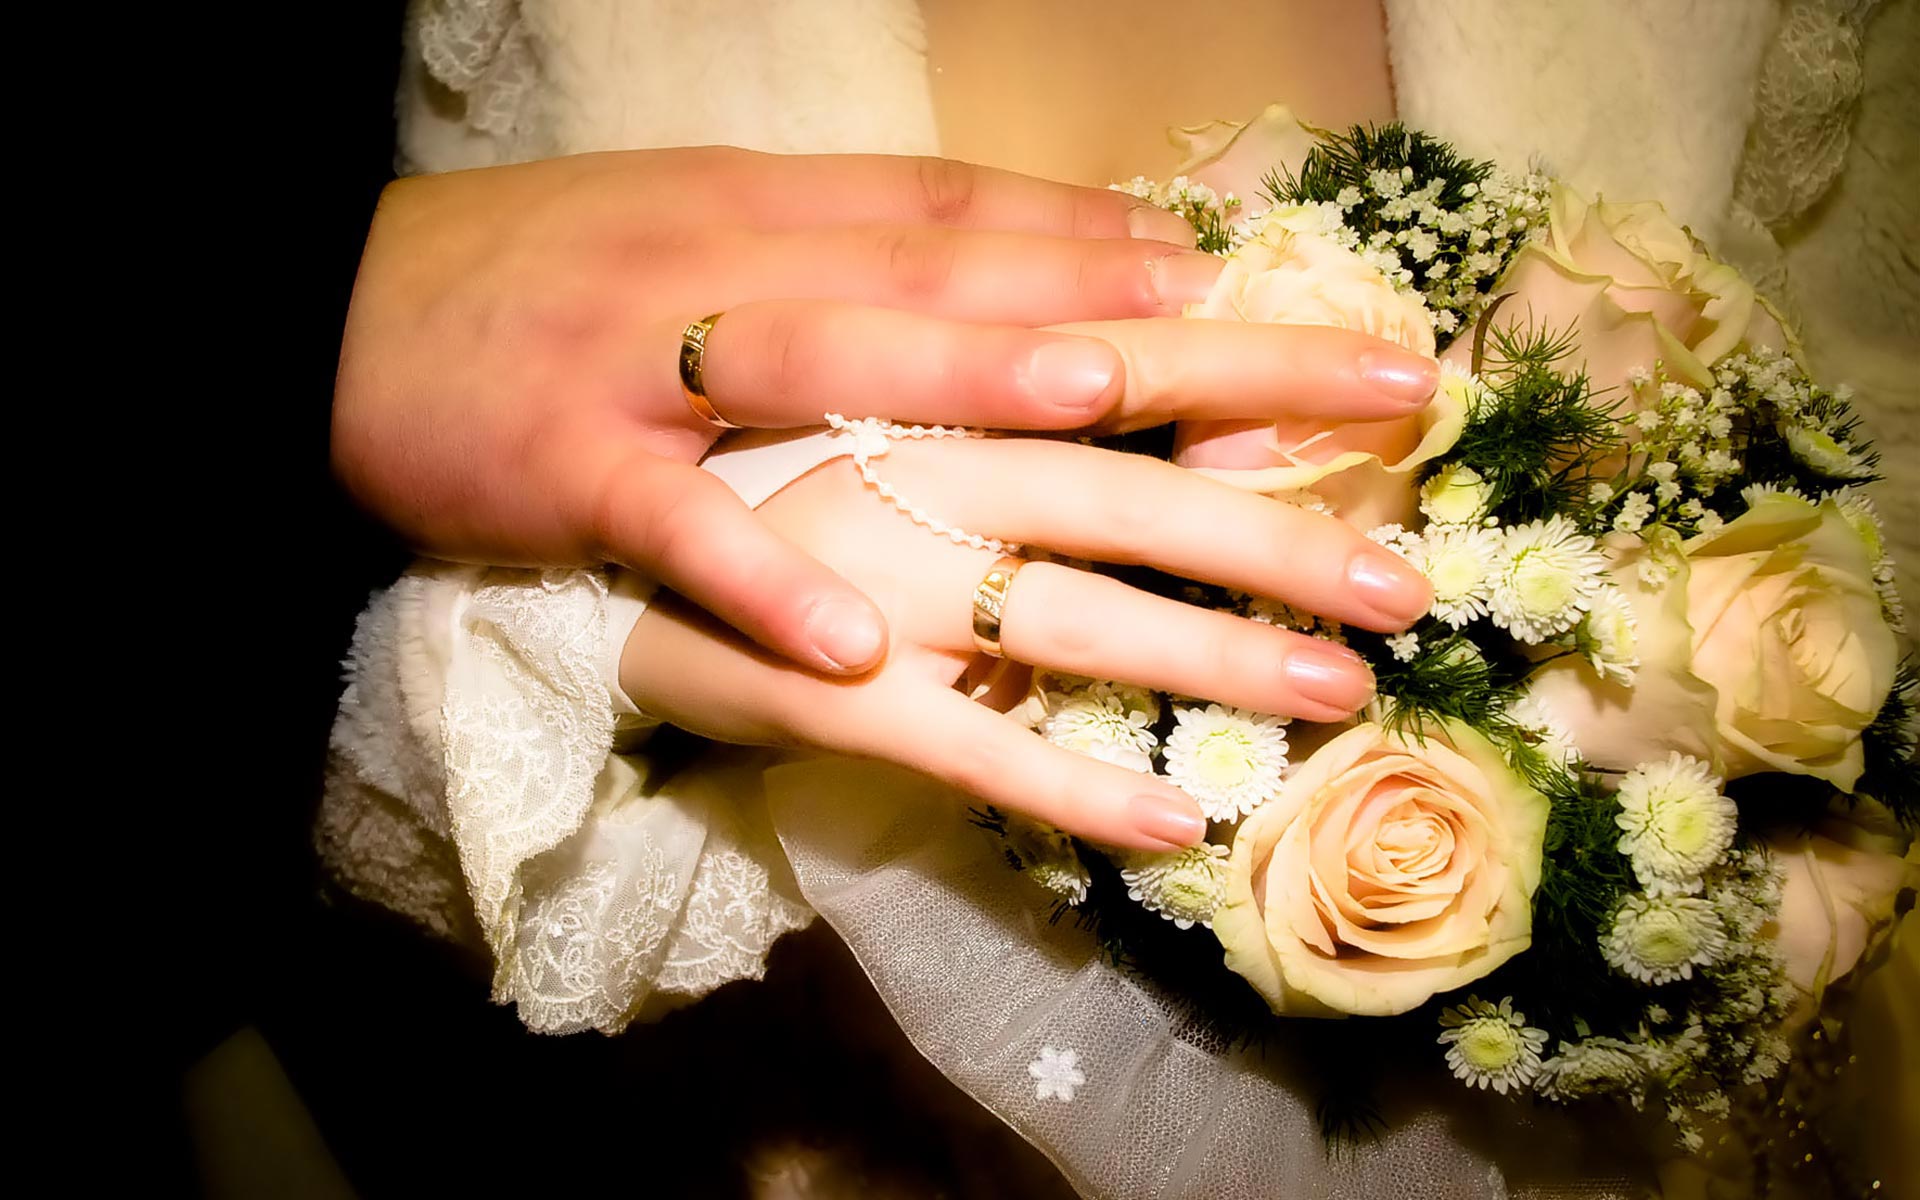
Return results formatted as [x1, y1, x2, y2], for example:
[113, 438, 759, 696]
[824, 413, 1021, 555]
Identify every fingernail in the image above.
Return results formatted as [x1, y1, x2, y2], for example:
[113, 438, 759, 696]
[1128, 794, 1208, 847]
[1127, 205, 1199, 248]
[1025, 338, 1121, 415]
[1349, 552, 1434, 627]
[1283, 640, 1375, 712]
[1359, 348, 1440, 407]
[804, 595, 885, 671]
[1146, 251, 1225, 312]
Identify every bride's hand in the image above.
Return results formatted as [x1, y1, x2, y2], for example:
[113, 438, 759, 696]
[333, 148, 1436, 678]
[621, 433, 1432, 852]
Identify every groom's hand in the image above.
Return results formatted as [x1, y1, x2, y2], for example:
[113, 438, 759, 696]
[332, 148, 1435, 676]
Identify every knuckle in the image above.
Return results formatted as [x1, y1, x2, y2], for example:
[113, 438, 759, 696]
[913, 156, 980, 225]
[878, 227, 960, 300]
[755, 306, 822, 400]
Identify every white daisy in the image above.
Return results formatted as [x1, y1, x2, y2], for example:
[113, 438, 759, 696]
[1437, 996, 1550, 1095]
[1120, 842, 1232, 929]
[1404, 524, 1502, 627]
[1613, 753, 1736, 894]
[1508, 690, 1580, 767]
[1420, 464, 1492, 526]
[1534, 1037, 1647, 1102]
[1491, 516, 1606, 643]
[1577, 585, 1640, 685]
[1162, 704, 1290, 821]
[1785, 424, 1871, 479]
[1040, 683, 1159, 772]
[1603, 893, 1729, 985]
[1002, 817, 1092, 905]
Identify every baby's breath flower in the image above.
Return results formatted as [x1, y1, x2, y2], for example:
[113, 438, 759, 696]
[1603, 893, 1729, 985]
[1120, 842, 1231, 928]
[1612, 492, 1655, 534]
[1386, 632, 1420, 662]
[1491, 516, 1606, 642]
[1438, 996, 1549, 1095]
[1162, 704, 1290, 820]
[1614, 753, 1736, 894]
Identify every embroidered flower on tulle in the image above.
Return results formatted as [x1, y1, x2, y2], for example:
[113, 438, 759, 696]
[1028, 1046, 1086, 1102]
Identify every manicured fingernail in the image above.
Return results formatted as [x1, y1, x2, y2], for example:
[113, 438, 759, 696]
[804, 595, 885, 671]
[1349, 552, 1434, 627]
[1147, 251, 1225, 312]
[1127, 205, 1199, 248]
[1283, 641, 1375, 712]
[1359, 348, 1440, 406]
[1025, 338, 1121, 415]
[1128, 794, 1208, 847]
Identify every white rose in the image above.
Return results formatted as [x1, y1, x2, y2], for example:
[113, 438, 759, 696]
[1527, 494, 1899, 790]
[1174, 207, 1455, 531]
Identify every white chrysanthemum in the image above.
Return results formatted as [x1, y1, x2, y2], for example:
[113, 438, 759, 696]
[1003, 817, 1091, 905]
[1162, 704, 1290, 821]
[1614, 753, 1736, 894]
[1508, 690, 1580, 767]
[1420, 463, 1493, 526]
[1603, 893, 1729, 985]
[1404, 524, 1502, 627]
[1437, 996, 1550, 1095]
[1121, 843, 1231, 929]
[1041, 683, 1159, 772]
[1785, 424, 1871, 479]
[1535, 1037, 1647, 1102]
[1491, 516, 1605, 643]
[1577, 585, 1640, 685]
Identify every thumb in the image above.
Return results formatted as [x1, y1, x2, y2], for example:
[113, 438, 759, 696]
[593, 452, 888, 674]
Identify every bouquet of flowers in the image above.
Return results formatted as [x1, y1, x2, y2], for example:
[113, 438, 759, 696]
[985, 107, 1917, 1187]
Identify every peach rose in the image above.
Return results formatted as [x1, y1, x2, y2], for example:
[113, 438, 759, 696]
[1526, 494, 1898, 790]
[1167, 103, 1318, 220]
[1174, 206, 1457, 530]
[1215, 720, 1549, 1017]
[1767, 808, 1917, 1034]
[1448, 184, 1786, 402]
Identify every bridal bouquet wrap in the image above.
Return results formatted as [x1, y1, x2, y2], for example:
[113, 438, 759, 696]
[947, 111, 1920, 1180]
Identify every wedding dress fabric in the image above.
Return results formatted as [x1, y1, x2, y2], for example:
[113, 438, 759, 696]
[321, 1, 1909, 1194]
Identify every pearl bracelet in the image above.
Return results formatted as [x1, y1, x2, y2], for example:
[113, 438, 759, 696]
[824, 413, 1021, 555]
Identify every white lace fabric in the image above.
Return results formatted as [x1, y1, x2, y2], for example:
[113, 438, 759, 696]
[320, 562, 812, 1036]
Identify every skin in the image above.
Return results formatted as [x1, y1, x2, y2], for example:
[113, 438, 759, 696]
[624, 423, 1435, 852]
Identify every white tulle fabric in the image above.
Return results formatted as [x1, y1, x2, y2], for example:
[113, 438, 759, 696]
[319, 563, 811, 1035]
[763, 759, 1644, 1200]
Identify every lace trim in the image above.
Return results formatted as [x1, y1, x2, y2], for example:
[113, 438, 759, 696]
[442, 570, 614, 962]
[657, 844, 815, 998]
[414, 0, 539, 142]
[1732, 0, 1882, 229]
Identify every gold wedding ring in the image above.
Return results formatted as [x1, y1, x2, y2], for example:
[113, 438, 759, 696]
[971, 555, 1027, 658]
[678, 311, 740, 429]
